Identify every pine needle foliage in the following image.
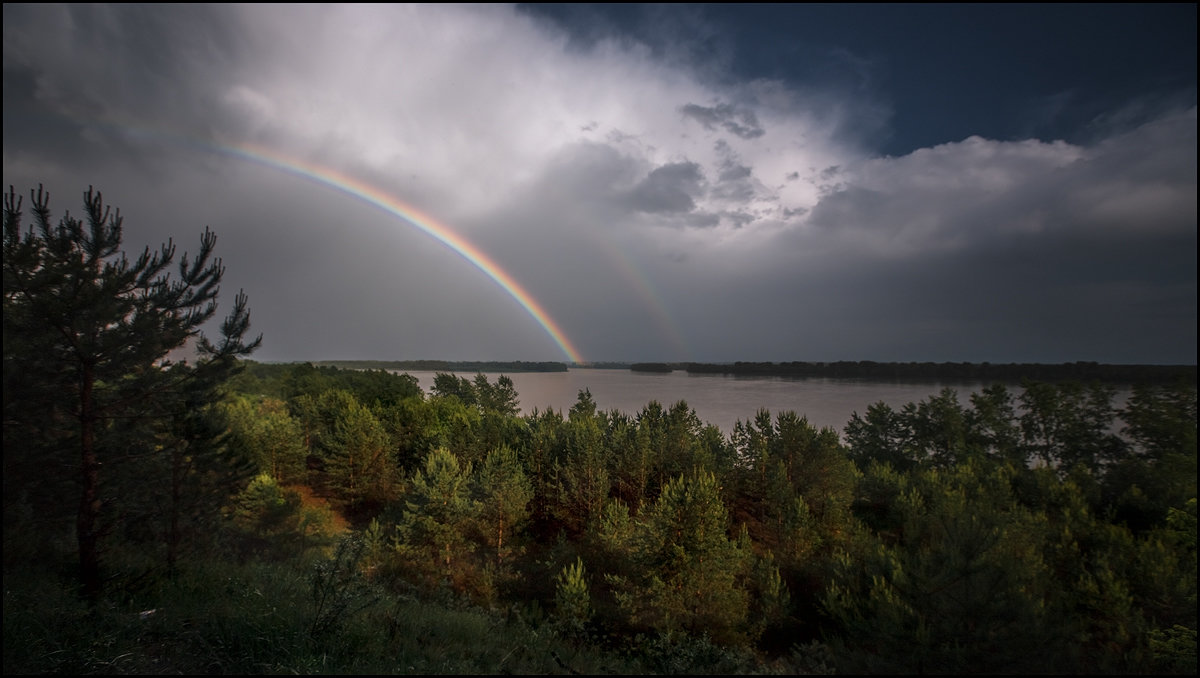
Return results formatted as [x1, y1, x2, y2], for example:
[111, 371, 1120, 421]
[3, 185, 260, 599]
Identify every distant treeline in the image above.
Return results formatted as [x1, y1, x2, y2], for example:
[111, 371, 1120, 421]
[630, 362, 674, 373]
[636, 361, 1196, 384]
[311, 359, 569, 373]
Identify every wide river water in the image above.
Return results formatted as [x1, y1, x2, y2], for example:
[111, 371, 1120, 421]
[394, 368, 1086, 436]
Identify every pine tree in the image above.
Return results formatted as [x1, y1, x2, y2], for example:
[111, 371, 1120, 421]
[612, 469, 751, 643]
[223, 395, 306, 483]
[3, 185, 259, 598]
[326, 398, 394, 507]
[475, 445, 533, 567]
[555, 557, 592, 632]
[554, 402, 610, 535]
[396, 447, 477, 587]
[824, 462, 1062, 673]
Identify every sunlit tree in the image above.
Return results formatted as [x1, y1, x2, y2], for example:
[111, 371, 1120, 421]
[553, 391, 611, 535]
[326, 397, 394, 506]
[223, 395, 306, 483]
[474, 445, 533, 566]
[396, 447, 477, 587]
[610, 469, 751, 643]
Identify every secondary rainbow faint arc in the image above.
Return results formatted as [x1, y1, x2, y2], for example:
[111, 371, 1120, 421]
[227, 141, 585, 364]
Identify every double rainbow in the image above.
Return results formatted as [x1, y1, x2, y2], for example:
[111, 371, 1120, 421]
[218, 141, 586, 364]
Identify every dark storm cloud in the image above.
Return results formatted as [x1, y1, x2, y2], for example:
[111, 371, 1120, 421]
[681, 211, 722, 229]
[757, 107, 1197, 363]
[718, 164, 752, 182]
[626, 161, 706, 214]
[806, 109, 1195, 256]
[718, 210, 755, 229]
[3, 5, 243, 131]
[679, 102, 765, 139]
[711, 162, 756, 203]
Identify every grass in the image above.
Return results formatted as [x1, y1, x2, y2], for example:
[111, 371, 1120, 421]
[3, 551, 728, 675]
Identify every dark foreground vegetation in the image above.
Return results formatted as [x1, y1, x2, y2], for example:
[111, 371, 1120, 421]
[4, 186, 1197, 674]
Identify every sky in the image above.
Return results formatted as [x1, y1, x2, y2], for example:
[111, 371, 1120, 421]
[3, 3, 1196, 365]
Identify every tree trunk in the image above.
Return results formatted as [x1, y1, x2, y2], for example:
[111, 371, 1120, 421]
[77, 364, 102, 600]
[167, 442, 185, 573]
[497, 516, 505, 565]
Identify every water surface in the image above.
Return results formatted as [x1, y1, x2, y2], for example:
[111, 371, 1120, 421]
[398, 368, 1016, 435]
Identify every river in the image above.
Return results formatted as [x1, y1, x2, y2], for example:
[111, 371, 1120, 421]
[395, 368, 1043, 436]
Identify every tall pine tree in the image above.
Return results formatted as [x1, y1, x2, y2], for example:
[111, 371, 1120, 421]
[3, 185, 259, 598]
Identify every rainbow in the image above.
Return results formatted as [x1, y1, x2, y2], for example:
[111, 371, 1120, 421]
[38, 115, 588, 363]
[215, 141, 586, 364]
[591, 235, 692, 360]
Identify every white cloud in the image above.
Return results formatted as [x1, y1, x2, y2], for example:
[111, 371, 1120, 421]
[199, 6, 859, 228]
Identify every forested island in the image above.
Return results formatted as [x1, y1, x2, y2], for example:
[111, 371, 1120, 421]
[4, 187, 1197, 674]
[313, 359, 570, 373]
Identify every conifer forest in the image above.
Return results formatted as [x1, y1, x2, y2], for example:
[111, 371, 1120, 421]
[4, 187, 1196, 674]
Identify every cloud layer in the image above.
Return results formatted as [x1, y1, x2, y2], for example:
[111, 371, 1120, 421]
[3, 4, 1194, 363]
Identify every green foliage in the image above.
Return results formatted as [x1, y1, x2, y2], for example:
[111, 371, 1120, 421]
[522, 406, 568, 536]
[229, 361, 423, 407]
[13, 247, 1194, 677]
[843, 401, 915, 471]
[849, 460, 914, 554]
[748, 552, 791, 642]
[227, 474, 339, 560]
[474, 373, 520, 416]
[967, 383, 1025, 466]
[732, 409, 859, 623]
[1122, 381, 1198, 461]
[628, 631, 763, 675]
[424, 393, 485, 464]
[594, 499, 635, 562]
[474, 445, 533, 569]
[308, 536, 379, 640]
[311, 389, 361, 450]
[606, 410, 651, 511]
[636, 400, 722, 498]
[136, 398, 257, 570]
[611, 469, 751, 644]
[825, 462, 1062, 673]
[396, 448, 479, 590]
[16, 180, 1195, 670]
[659, 401, 712, 481]
[371, 395, 450, 476]
[901, 388, 970, 467]
[570, 387, 598, 420]
[554, 557, 591, 632]
[2, 555, 649, 675]
[1147, 624, 1197, 674]
[1105, 383, 1198, 532]
[554, 404, 611, 536]
[1166, 498, 1198, 549]
[326, 397, 396, 508]
[431, 372, 477, 407]
[1020, 380, 1127, 472]
[222, 395, 307, 483]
